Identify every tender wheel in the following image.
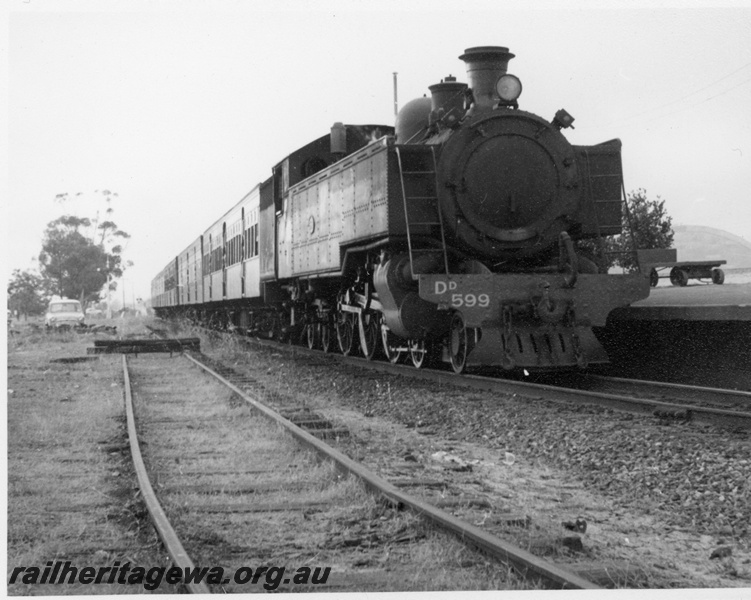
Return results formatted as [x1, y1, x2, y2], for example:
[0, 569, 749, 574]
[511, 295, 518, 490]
[649, 268, 659, 287]
[449, 312, 468, 374]
[381, 322, 404, 364]
[336, 314, 357, 356]
[409, 339, 430, 369]
[712, 268, 725, 285]
[670, 268, 689, 287]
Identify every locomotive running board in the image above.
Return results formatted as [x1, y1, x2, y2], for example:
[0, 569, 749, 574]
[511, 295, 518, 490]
[419, 272, 650, 370]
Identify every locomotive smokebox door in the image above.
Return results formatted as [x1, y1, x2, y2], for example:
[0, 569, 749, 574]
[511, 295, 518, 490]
[436, 110, 580, 260]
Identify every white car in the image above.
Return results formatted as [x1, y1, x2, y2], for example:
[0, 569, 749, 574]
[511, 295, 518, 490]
[45, 299, 85, 329]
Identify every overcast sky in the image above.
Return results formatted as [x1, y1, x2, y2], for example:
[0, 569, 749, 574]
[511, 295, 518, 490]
[5, 0, 751, 301]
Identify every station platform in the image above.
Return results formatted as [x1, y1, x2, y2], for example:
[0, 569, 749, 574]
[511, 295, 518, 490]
[609, 282, 751, 322]
[599, 277, 751, 390]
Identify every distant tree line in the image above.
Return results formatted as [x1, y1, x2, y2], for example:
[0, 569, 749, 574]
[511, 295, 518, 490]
[7, 191, 131, 318]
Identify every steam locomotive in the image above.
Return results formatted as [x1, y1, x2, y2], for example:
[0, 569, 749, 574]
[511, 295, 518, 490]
[152, 46, 650, 373]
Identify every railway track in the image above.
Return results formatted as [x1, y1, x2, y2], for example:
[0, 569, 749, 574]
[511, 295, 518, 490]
[208, 331, 751, 432]
[555, 373, 751, 418]
[120, 343, 605, 591]
[129, 332, 746, 587]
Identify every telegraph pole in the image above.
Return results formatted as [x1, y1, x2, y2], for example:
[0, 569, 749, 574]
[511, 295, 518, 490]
[393, 72, 398, 117]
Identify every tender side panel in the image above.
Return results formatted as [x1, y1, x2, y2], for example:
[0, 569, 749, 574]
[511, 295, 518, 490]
[280, 139, 392, 279]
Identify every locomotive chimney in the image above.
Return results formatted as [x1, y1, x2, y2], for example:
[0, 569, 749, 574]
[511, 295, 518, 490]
[459, 46, 515, 114]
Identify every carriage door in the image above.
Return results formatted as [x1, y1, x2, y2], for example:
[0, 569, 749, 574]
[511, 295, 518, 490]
[207, 234, 213, 300]
[240, 207, 246, 296]
[185, 252, 190, 303]
[174, 257, 180, 306]
[219, 223, 224, 298]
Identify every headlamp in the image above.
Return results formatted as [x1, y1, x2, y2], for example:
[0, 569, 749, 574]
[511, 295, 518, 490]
[496, 74, 522, 102]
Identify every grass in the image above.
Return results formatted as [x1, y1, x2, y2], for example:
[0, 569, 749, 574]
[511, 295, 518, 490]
[149, 321, 545, 591]
[6, 316, 181, 595]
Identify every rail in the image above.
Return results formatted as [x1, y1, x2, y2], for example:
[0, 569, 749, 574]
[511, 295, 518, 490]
[121, 355, 211, 594]
[235, 333, 751, 431]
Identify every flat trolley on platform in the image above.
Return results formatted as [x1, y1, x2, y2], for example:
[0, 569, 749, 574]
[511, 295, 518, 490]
[637, 249, 726, 287]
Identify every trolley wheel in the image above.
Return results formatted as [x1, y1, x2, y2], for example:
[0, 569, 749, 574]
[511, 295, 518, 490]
[670, 268, 689, 287]
[649, 268, 659, 287]
[449, 312, 468, 374]
[381, 322, 404, 364]
[359, 313, 379, 360]
[712, 268, 725, 285]
[408, 339, 430, 369]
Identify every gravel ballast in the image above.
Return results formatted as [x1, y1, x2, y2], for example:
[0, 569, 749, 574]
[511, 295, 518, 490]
[207, 339, 751, 583]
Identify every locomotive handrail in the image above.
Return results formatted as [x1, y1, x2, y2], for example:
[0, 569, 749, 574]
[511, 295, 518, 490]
[395, 145, 450, 278]
[558, 232, 578, 288]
